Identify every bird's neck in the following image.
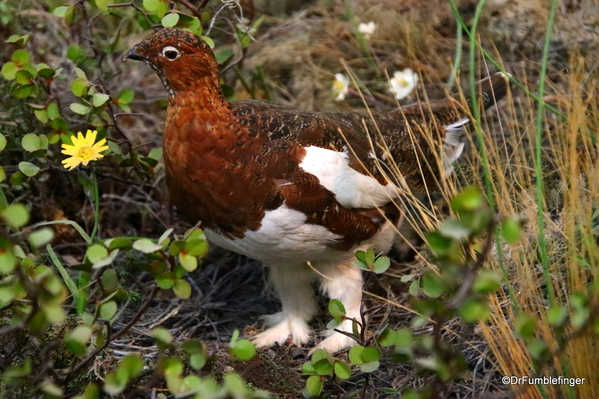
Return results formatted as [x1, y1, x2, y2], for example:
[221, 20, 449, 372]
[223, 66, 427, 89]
[164, 86, 262, 160]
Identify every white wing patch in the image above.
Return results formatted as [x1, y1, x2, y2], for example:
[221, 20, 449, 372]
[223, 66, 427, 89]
[298, 145, 399, 209]
[442, 117, 469, 175]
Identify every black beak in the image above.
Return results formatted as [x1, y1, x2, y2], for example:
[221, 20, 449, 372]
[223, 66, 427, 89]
[125, 47, 145, 62]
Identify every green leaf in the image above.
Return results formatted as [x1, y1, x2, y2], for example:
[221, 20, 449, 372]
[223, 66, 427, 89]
[29, 228, 54, 247]
[106, 237, 132, 250]
[0, 237, 17, 273]
[162, 12, 180, 28]
[501, 217, 522, 244]
[67, 44, 85, 61]
[66, 325, 93, 355]
[394, 328, 413, 348]
[515, 314, 536, 339]
[360, 360, 380, 373]
[120, 354, 144, 379]
[151, 327, 173, 345]
[156, 273, 177, 289]
[365, 248, 375, 265]
[450, 186, 484, 213]
[426, 231, 453, 256]
[101, 269, 118, 291]
[547, 305, 568, 327]
[230, 339, 256, 361]
[71, 78, 89, 97]
[96, 0, 112, 11]
[458, 298, 490, 322]
[473, 269, 502, 293]
[361, 347, 381, 362]
[179, 252, 198, 271]
[37, 63, 56, 79]
[12, 49, 30, 64]
[0, 133, 6, 152]
[305, 375, 323, 397]
[18, 161, 39, 177]
[348, 345, 365, 365]
[421, 271, 446, 298]
[53, 5, 69, 16]
[301, 361, 316, 375]
[2, 203, 29, 228]
[439, 219, 470, 240]
[313, 358, 334, 376]
[408, 279, 419, 296]
[70, 103, 91, 115]
[133, 238, 162, 253]
[92, 93, 110, 107]
[334, 360, 351, 380]
[328, 299, 346, 321]
[117, 88, 134, 105]
[1, 61, 18, 80]
[34, 109, 48, 123]
[173, 279, 191, 299]
[100, 301, 118, 320]
[86, 244, 108, 264]
[47, 102, 60, 120]
[373, 256, 391, 274]
[13, 85, 36, 98]
[185, 238, 208, 257]
[0, 166, 5, 182]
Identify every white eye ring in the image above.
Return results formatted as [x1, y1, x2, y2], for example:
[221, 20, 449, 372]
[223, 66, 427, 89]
[162, 46, 180, 61]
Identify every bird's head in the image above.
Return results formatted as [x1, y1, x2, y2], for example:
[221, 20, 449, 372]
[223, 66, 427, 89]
[126, 28, 219, 97]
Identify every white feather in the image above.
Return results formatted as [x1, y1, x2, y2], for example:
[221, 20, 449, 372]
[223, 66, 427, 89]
[298, 145, 399, 209]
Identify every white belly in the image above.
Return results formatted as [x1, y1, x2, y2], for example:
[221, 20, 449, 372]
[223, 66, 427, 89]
[204, 204, 397, 265]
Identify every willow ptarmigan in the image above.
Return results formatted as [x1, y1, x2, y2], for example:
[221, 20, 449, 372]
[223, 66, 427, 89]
[127, 28, 508, 353]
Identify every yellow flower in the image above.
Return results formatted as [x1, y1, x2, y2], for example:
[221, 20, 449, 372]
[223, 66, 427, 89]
[61, 130, 109, 170]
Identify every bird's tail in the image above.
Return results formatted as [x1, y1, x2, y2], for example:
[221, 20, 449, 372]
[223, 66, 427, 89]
[473, 71, 511, 110]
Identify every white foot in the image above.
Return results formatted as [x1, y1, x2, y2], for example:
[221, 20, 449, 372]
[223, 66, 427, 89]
[253, 314, 311, 348]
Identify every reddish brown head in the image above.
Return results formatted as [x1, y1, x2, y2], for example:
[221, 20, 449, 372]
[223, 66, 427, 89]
[126, 28, 219, 97]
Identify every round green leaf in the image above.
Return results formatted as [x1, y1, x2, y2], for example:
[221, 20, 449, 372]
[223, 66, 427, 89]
[0, 133, 6, 152]
[66, 325, 93, 355]
[2, 203, 29, 228]
[501, 217, 522, 244]
[360, 360, 380, 373]
[71, 78, 89, 97]
[373, 256, 391, 274]
[156, 273, 177, 289]
[348, 345, 365, 365]
[86, 244, 108, 264]
[100, 300, 118, 320]
[328, 299, 346, 321]
[117, 88, 135, 105]
[70, 103, 91, 115]
[1, 62, 18, 80]
[361, 347, 381, 362]
[179, 252, 198, 271]
[458, 298, 491, 322]
[12, 49, 30, 64]
[0, 237, 16, 273]
[173, 279, 191, 299]
[18, 161, 39, 177]
[133, 238, 162, 253]
[305, 375, 323, 397]
[313, 358, 334, 376]
[162, 12, 180, 28]
[151, 327, 173, 344]
[334, 360, 351, 380]
[28, 228, 54, 247]
[92, 93, 110, 107]
[230, 339, 256, 361]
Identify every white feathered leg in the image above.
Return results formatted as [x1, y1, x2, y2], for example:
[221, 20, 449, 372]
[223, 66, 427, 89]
[312, 260, 363, 353]
[253, 263, 317, 348]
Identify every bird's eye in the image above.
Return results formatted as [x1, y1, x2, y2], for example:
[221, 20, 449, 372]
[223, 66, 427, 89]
[162, 46, 180, 61]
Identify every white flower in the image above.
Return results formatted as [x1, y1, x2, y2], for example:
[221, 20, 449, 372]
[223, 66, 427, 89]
[389, 68, 418, 100]
[332, 73, 350, 101]
[358, 21, 376, 40]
